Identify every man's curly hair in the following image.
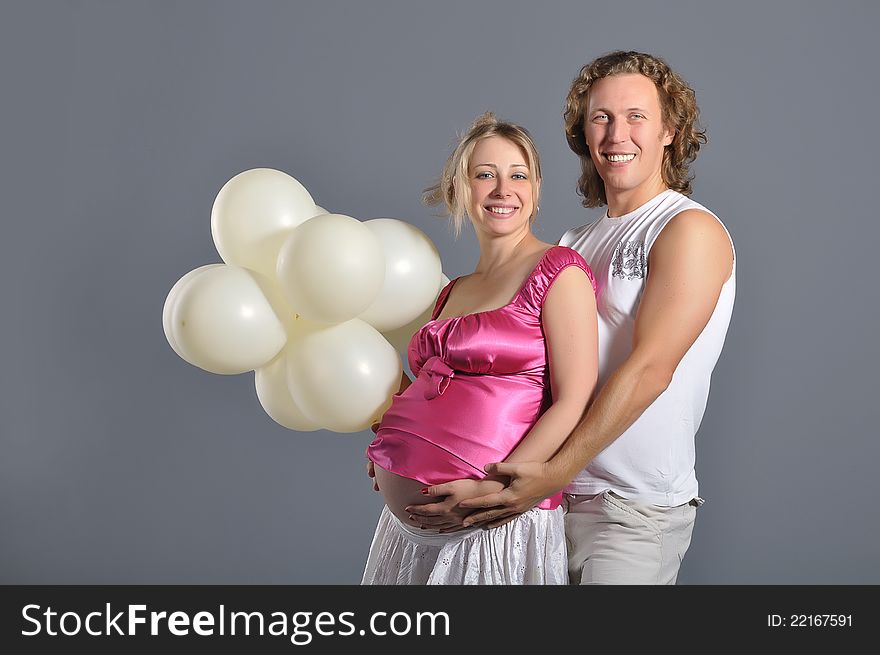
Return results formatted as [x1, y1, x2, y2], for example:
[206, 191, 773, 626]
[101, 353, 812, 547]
[563, 51, 707, 208]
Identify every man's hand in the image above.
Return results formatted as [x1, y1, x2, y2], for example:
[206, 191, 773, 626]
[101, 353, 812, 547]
[458, 461, 563, 528]
[405, 478, 506, 532]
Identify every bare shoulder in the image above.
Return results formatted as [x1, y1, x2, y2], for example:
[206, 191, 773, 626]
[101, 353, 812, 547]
[544, 264, 596, 309]
[530, 241, 556, 261]
[651, 208, 733, 279]
[657, 208, 731, 250]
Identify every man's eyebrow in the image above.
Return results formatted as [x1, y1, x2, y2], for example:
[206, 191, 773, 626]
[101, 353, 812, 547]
[590, 106, 652, 113]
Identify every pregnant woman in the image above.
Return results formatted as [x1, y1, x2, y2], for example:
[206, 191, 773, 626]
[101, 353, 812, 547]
[363, 112, 598, 584]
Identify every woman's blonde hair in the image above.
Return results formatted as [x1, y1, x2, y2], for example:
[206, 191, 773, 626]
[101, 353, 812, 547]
[563, 51, 707, 208]
[424, 112, 542, 237]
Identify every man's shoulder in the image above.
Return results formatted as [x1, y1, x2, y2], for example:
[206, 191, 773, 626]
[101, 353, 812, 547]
[662, 191, 732, 246]
[559, 218, 603, 246]
[663, 192, 723, 225]
[651, 206, 735, 280]
[651, 192, 732, 251]
[656, 208, 733, 249]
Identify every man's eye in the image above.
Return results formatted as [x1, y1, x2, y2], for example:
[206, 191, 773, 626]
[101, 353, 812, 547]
[630, 113, 645, 120]
[593, 114, 608, 122]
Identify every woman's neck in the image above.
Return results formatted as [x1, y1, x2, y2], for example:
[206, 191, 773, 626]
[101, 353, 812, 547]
[473, 230, 542, 276]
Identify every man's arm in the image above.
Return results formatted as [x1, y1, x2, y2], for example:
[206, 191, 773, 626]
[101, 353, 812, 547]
[457, 209, 733, 526]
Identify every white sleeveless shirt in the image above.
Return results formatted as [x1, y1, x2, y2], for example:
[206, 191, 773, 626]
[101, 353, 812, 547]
[560, 190, 736, 505]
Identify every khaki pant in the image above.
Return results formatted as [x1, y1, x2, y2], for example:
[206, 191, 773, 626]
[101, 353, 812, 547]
[564, 490, 700, 585]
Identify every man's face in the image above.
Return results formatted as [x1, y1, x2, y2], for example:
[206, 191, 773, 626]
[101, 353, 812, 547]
[583, 73, 674, 208]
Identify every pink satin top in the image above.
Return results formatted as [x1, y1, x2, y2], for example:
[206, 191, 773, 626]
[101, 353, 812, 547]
[367, 246, 596, 510]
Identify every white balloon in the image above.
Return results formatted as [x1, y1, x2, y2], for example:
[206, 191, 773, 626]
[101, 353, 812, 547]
[211, 168, 318, 278]
[163, 264, 224, 358]
[382, 274, 450, 354]
[313, 205, 329, 215]
[255, 347, 320, 432]
[276, 213, 385, 324]
[169, 265, 287, 374]
[287, 319, 402, 433]
[359, 219, 443, 332]
[247, 270, 297, 333]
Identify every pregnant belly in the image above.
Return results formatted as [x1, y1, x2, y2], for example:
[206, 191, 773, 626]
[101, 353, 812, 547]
[373, 465, 434, 528]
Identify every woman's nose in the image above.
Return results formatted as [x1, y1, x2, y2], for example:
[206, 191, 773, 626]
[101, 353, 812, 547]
[492, 178, 510, 197]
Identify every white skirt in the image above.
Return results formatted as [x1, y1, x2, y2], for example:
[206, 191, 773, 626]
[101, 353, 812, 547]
[361, 505, 568, 585]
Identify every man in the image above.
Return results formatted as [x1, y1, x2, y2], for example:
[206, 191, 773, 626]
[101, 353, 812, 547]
[407, 51, 735, 585]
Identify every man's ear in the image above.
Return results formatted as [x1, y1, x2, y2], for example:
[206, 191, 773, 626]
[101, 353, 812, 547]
[662, 128, 675, 147]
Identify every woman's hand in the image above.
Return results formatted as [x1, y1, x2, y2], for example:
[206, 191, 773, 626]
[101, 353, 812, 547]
[405, 477, 506, 532]
[366, 459, 380, 492]
[366, 420, 382, 492]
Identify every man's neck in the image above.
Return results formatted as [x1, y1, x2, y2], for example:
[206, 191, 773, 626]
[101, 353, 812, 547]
[606, 182, 669, 218]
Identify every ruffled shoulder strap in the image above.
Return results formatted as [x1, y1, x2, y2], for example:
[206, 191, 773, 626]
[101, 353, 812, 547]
[518, 246, 597, 312]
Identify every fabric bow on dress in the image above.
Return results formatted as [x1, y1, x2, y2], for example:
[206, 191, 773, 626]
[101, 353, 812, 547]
[419, 356, 455, 400]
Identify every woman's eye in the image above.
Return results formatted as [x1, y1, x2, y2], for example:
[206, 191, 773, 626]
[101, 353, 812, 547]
[512, 173, 528, 180]
[476, 171, 494, 179]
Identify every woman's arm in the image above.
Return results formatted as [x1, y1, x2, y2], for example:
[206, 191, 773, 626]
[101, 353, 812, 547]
[367, 370, 413, 490]
[503, 265, 598, 464]
[371, 369, 412, 431]
[407, 266, 598, 527]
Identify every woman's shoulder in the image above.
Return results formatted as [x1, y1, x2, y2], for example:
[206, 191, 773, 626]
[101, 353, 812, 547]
[536, 245, 594, 283]
[523, 245, 597, 305]
[543, 244, 590, 268]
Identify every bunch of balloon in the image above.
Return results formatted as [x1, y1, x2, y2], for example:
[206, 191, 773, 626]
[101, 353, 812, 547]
[162, 168, 446, 433]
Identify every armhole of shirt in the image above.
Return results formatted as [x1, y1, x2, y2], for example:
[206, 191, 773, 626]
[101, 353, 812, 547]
[646, 207, 736, 279]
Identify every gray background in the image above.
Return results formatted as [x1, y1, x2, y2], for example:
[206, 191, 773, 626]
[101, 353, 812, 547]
[1, 0, 877, 584]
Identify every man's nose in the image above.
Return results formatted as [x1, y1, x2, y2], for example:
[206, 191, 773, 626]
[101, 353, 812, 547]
[608, 118, 629, 143]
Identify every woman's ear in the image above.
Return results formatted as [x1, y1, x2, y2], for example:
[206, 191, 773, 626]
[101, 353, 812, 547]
[531, 179, 542, 220]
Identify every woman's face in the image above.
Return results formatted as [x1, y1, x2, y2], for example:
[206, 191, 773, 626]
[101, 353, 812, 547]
[466, 136, 537, 237]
